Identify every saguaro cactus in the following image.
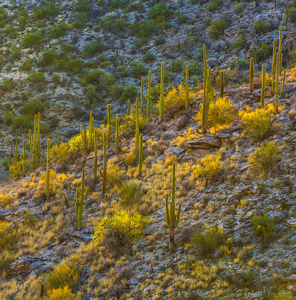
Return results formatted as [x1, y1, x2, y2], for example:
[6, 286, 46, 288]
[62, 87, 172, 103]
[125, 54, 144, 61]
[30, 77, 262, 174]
[135, 97, 140, 157]
[220, 70, 224, 99]
[74, 168, 89, 230]
[127, 100, 131, 116]
[28, 113, 40, 169]
[249, 57, 254, 91]
[141, 77, 144, 114]
[261, 64, 266, 109]
[202, 44, 208, 134]
[145, 71, 153, 117]
[37, 112, 41, 165]
[22, 140, 27, 175]
[156, 62, 169, 121]
[115, 116, 119, 155]
[271, 39, 277, 79]
[46, 138, 50, 199]
[93, 129, 98, 183]
[165, 162, 181, 251]
[107, 104, 111, 140]
[99, 132, 107, 196]
[88, 111, 94, 150]
[185, 64, 189, 110]
[81, 125, 87, 161]
[278, 26, 283, 73]
[139, 134, 143, 175]
[272, 52, 286, 114]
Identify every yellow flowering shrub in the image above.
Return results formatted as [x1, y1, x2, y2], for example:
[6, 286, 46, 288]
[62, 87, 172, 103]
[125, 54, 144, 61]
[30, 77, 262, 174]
[119, 112, 148, 136]
[240, 108, 272, 140]
[47, 286, 75, 300]
[92, 210, 146, 248]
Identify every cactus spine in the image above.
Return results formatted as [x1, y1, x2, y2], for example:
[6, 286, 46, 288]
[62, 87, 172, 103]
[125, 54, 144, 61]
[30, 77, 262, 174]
[93, 129, 98, 183]
[220, 70, 224, 99]
[261, 64, 266, 109]
[185, 64, 189, 110]
[139, 134, 143, 174]
[115, 116, 119, 155]
[141, 77, 144, 114]
[74, 168, 89, 230]
[272, 52, 286, 114]
[165, 162, 181, 251]
[145, 71, 152, 117]
[202, 44, 208, 134]
[22, 140, 27, 175]
[249, 57, 254, 91]
[46, 138, 50, 199]
[135, 97, 140, 157]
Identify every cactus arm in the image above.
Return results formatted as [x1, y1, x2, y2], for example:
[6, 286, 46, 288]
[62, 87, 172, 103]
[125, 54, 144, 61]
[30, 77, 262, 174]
[175, 203, 182, 227]
[165, 197, 170, 227]
[141, 77, 144, 114]
[261, 64, 266, 109]
[135, 97, 140, 157]
[279, 69, 286, 94]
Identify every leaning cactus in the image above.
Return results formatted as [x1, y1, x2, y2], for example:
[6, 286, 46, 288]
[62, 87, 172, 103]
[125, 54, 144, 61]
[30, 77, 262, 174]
[46, 138, 50, 199]
[261, 64, 266, 109]
[185, 64, 189, 110]
[74, 168, 89, 230]
[165, 162, 181, 251]
[272, 52, 286, 114]
[249, 57, 254, 91]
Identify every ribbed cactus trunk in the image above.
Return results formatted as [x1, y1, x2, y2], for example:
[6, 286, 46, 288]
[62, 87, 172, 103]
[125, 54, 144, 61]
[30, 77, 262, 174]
[249, 57, 254, 92]
[185, 65, 189, 110]
[107, 104, 111, 141]
[135, 97, 140, 157]
[271, 39, 276, 80]
[261, 64, 266, 109]
[220, 70, 224, 99]
[93, 129, 98, 183]
[115, 116, 119, 155]
[139, 134, 143, 175]
[141, 77, 144, 114]
[88, 111, 93, 150]
[22, 140, 26, 175]
[278, 26, 282, 73]
[37, 112, 41, 166]
[33, 114, 37, 168]
[127, 100, 131, 116]
[160, 62, 165, 121]
[46, 138, 50, 200]
[102, 132, 107, 196]
[81, 125, 87, 161]
[202, 44, 208, 134]
[146, 71, 151, 117]
[165, 163, 182, 251]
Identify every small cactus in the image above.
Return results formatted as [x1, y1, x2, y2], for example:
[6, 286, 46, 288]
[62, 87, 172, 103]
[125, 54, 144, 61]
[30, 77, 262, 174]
[46, 138, 50, 199]
[135, 97, 140, 157]
[74, 168, 89, 230]
[115, 116, 119, 155]
[185, 64, 189, 110]
[138, 134, 143, 175]
[261, 64, 266, 109]
[165, 162, 181, 251]
[156, 62, 169, 121]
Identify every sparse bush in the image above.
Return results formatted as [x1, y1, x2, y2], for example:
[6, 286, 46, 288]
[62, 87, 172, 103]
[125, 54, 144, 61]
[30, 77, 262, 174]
[195, 97, 237, 131]
[119, 111, 148, 135]
[117, 180, 143, 208]
[253, 20, 272, 35]
[17, 8, 29, 27]
[240, 108, 272, 140]
[92, 210, 146, 250]
[144, 53, 156, 63]
[32, 0, 60, 20]
[39, 50, 59, 67]
[191, 225, 226, 256]
[193, 152, 224, 182]
[22, 32, 43, 48]
[83, 40, 104, 57]
[2, 77, 14, 92]
[99, 17, 128, 34]
[251, 213, 274, 243]
[27, 71, 46, 84]
[273, 291, 294, 300]
[117, 66, 128, 77]
[0, 251, 15, 269]
[234, 3, 244, 13]
[131, 62, 147, 79]
[147, 3, 174, 20]
[72, 12, 87, 28]
[251, 42, 272, 61]
[208, 0, 222, 12]
[119, 85, 139, 103]
[208, 18, 229, 40]
[20, 98, 46, 115]
[229, 58, 247, 70]
[288, 7, 296, 23]
[20, 58, 34, 71]
[0, 221, 17, 249]
[230, 34, 245, 50]
[249, 141, 282, 178]
[0, 8, 8, 27]
[49, 22, 70, 39]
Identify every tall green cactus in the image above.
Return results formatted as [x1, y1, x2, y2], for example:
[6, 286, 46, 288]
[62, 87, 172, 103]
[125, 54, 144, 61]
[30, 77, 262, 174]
[220, 69, 224, 99]
[249, 57, 254, 91]
[261, 64, 266, 109]
[28, 114, 40, 169]
[14, 136, 19, 163]
[88, 111, 93, 150]
[107, 104, 111, 140]
[139, 134, 143, 175]
[278, 26, 283, 73]
[135, 97, 140, 157]
[22, 140, 27, 175]
[37, 112, 41, 165]
[185, 64, 189, 110]
[81, 125, 87, 161]
[115, 116, 119, 155]
[202, 44, 208, 134]
[165, 162, 181, 251]
[272, 52, 286, 114]
[93, 129, 98, 183]
[46, 138, 50, 199]
[141, 77, 144, 114]
[127, 100, 131, 116]
[156, 62, 169, 121]
[271, 39, 277, 80]
[144, 71, 153, 117]
[100, 132, 107, 196]
[74, 168, 89, 230]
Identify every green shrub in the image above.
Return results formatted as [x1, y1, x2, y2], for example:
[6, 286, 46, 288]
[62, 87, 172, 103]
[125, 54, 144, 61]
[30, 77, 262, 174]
[273, 291, 294, 300]
[108, 84, 125, 100]
[251, 42, 272, 61]
[249, 141, 282, 178]
[27, 71, 46, 84]
[131, 62, 147, 78]
[52, 74, 61, 84]
[208, 18, 229, 39]
[172, 60, 184, 73]
[83, 40, 104, 57]
[74, 0, 91, 12]
[147, 3, 174, 20]
[117, 180, 143, 208]
[10, 46, 22, 60]
[0, 251, 15, 270]
[288, 7, 296, 23]
[49, 22, 70, 39]
[20, 58, 34, 71]
[22, 33, 43, 48]
[119, 111, 148, 135]
[99, 17, 128, 34]
[47, 286, 75, 300]
[177, 14, 188, 24]
[17, 8, 29, 27]
[144, 53, 156, 63]
[0, 221, 17, 249]
[85, 84, 99, 104]
[253, 20, 272, 35]
[0, 8, 8, 27]
[72, 12, 87, 28]
[190, 225, 226, 256]
[11, 115, 32, 132]
[32, 0, 60, 20]
[65, 58, 85, 74]
[2, 78, 14, 92]
[234, 3, 244, 13]
[230, 34, 245, 49]
[119, 85, 138, 103]
[208, 0, 222, 12]
[39, 50, 59, 67]
[92, 210, 146, 250]
[240, 108, 272, 140]
[251, 213, 274, 243]
[20, 99, 46, 115]
[117, 66, 128, 77]
[229, 58, 247, 70]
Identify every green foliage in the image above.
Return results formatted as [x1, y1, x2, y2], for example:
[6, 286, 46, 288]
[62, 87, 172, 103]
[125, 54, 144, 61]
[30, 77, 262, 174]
[117, 180, 143, 208]
[27, 71, 46, 84]
[32, 0, 60, 20]
[241, 108, 272, 140]
[251, 42, 272, 61]
[190, 225, 226, 256]
[249, 141, 282, 177]
[208, 19, 229, 39]
[230, 34, 245, 49]
[119, 85, 139, 103]
[273, 291, 294, 300]
[22, 33, 43, 48]
[49, 22, 70, 39]
[20, 58, 34, 71]
[92, 210, 146, 248]
[119, 111, 148, 135]
[2, 77, 14, 92]
[253, 20, 272, 35]
[172, 60, 184, 73]
[20, 99, 46, 116]
[22, 209, 37, 227]
[17, 8, 29, 27]
[117, 66, 128, 77]
[74, 0, 91, 12]
[39, 50, 59, 67]
[83, 40, 104, 57]
[234, 3, 244, 13]
[45, 258, 83, 291]
[72, 12, 87, 28]
[177, 14, 188, 24]
[229, 58, 247, 70]
[195, 97, 237, 130]
[288, 7, 296, 23]
[0, 8, 8, 27]
[0, 221, 17, 250]
[131, 62, 147, 79]
[251, 213, 275, 243]
[193, 152, 224, 182]
[147, 3, 174, 20]
[144, 53, 156, 63]
[0, 251, 15, 270]
[99, 17, 128, 34]
[209, 0, 222, 12]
